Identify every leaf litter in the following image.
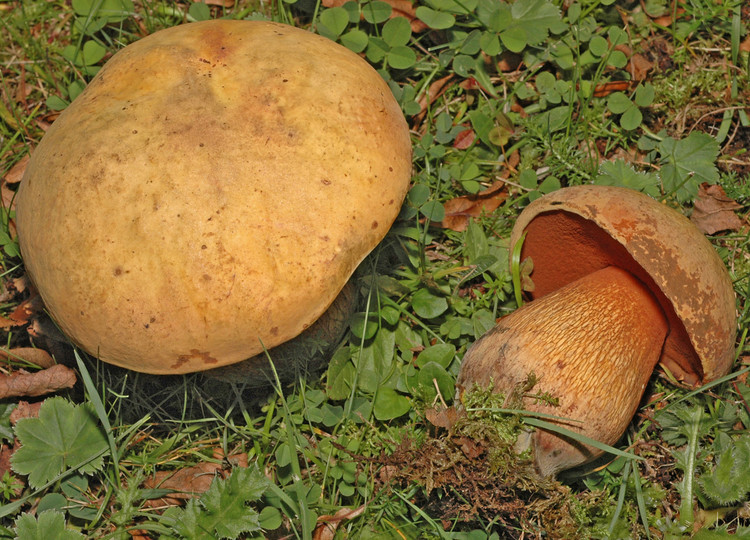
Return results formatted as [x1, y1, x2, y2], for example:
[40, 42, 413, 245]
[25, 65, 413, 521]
[690, 184, 745, 235]
[0, 363, 75, 399]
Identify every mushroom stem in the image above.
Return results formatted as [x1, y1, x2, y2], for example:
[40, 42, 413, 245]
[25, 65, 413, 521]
[457, 265, 669, 477]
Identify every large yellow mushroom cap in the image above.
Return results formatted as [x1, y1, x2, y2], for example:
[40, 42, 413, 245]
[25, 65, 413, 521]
[16, 20, 412, 374]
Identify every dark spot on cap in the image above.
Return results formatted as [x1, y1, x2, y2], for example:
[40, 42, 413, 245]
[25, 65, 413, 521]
[270, 327, 279, 336]
[201, 245, 208, 249]
[113, 267, 123, 276]
[203, 274, 212, 281]
[172, 349, 218, 369]
[371, 221, 378, 229]
[321, 178, 331, 185]
[171, 357, 188, 369]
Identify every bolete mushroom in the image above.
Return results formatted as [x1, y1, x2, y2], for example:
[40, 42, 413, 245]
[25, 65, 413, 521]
[457, 185, 737, 477]
[15, 20, 412, 375]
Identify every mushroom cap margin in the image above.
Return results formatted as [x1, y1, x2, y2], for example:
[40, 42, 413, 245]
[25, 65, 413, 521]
[508, 185, 736, 384]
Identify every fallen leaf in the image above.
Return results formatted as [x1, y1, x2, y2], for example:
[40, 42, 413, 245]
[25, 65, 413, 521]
[0, 441, 22, 496]
[425, 405, 464, 430]
[144, 462, 223, 507]
[453, 435, 483, 459]
[0, 347, 55, 369]
[3, 155, 28, 184]
[8, 294, 43, 325]
[0, 317, 20, 329]
[212, 446, 248, 468]
[453, 128, 475, 150]
[313, 505, 366, 540]
[458, 76, 493, 94]
[196, 0, 234, 5]
[2, 183, 16, 212]
[378, 464, 399, 484]
[9, 401, 43, 424]
[592, 80, 631, 98]
[0, 277, 25, 304]
[414, 74, 454, 126]
[142, 452, 247, 507]
[690, 184, 744, 234]
[627, 53, 654, 81]
[652, 6, 685, 26]
[0, 364, 76, 399]
[0, 441, 19, 477]
[440, 181, 508, 231]
[741, 35, 750, 54]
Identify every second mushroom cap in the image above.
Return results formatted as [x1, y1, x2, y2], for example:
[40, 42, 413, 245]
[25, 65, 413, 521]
[458, 185, 736, 476]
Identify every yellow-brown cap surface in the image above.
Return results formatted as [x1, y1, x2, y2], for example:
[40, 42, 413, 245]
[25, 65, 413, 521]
[16, 20, 412, 374]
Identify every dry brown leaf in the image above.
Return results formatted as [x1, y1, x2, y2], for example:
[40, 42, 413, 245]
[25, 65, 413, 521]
[453, 128, 475, 150]
[440, 181, 507, 231]
[652, 7, 685, 27]
[0, 317, 19, 329]
[3, 155, 29, 184]
[196, 0, 234, 5]
[627, 53, 654, 81]
[0, 364, 76, 399]
[690, 184, 744, 234]
[0, 442, 18, 477]
[378, 464, 399, 484]
[0, 347, 55, 368]
[142, 453, 247, 507]
[741, 35, 750, 54]
[592, 80, 631, 98]
[144, 462, 223, 507]
[506, 149, 520, 170]
[8, 295, 42, 325]
[414, 74, 454, 126]
[453, 435, 483, 459]
[0, 440, 22, 497]
[13, 276, 27, 293]
[313, 505, 366, 540]
[425, 405, 464, 430]
[9, 400, 43, 424]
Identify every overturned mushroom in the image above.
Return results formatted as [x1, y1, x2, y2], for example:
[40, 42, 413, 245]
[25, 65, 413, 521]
[16, 20, 412, 375]
[458, 185, 737, 477]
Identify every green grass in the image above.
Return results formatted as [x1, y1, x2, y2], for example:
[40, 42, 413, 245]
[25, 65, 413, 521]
[0, 0, 749, 538]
